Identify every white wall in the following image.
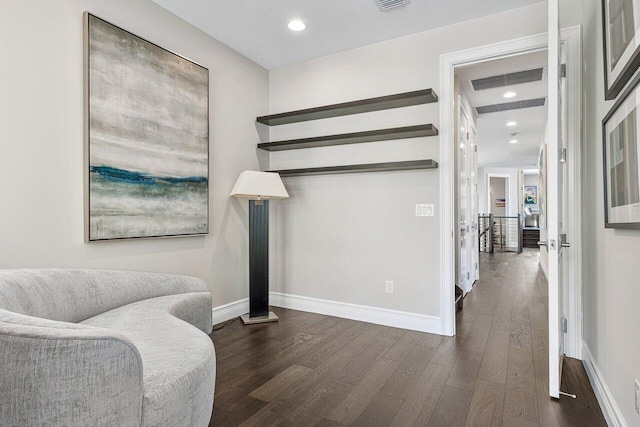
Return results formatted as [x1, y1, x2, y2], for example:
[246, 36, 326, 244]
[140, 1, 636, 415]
[567, 0, 640, 425]
[268, 3, 548, 320]
[0, 0, 269, 308]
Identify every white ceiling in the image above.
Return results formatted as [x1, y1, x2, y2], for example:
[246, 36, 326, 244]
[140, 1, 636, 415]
[456, 50, 548, 169]
[152, 0, 545, 69]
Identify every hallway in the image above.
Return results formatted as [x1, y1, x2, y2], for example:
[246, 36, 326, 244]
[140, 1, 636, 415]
[454, 249, 606, 425]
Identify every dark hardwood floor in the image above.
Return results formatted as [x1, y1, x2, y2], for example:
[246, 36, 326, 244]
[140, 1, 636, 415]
[208, 250, 606, 426]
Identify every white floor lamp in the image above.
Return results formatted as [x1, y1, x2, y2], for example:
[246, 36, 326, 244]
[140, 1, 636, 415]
[230, 171, 289, 324]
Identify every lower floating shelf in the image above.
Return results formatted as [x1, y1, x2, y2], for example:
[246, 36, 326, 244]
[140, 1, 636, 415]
[269, 159, 438, 177]
[258, 124, 438, 151]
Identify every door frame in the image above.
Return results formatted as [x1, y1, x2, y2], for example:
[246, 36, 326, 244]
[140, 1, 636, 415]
[487, 173, 511, 217]
[439, 27, 583, 360]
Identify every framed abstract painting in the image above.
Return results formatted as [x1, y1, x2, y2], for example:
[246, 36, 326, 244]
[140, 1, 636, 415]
[84, 13, 209, 241]
[602, 0, 640, 100]
[602, 71, 640, 228]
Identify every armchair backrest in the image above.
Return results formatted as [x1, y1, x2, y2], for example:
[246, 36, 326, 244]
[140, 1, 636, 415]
[0, 269, 208, 323]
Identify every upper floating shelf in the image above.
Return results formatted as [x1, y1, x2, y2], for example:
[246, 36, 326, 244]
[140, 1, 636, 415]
[257, 124, 438, 152]
[269, 159, 438, 177]
[257, 89, 438, 126]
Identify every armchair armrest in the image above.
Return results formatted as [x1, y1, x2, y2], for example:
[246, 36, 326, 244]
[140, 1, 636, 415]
[0, 311, 143, 427]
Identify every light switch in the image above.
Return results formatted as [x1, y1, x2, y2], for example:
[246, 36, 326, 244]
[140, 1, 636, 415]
[425, 204, 434, 216]
[416, 204, 434, 217]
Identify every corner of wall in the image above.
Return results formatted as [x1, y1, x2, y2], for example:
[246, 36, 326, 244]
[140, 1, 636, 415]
[582, 341, 630, 427]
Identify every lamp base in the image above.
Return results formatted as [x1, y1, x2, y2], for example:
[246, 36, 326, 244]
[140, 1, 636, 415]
[241, 311, 279, 325]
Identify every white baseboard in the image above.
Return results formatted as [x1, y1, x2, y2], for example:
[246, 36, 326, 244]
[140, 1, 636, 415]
[211, 298, 248, 326]
[270, 292, 442, 334]
[582, 341, 628, 427]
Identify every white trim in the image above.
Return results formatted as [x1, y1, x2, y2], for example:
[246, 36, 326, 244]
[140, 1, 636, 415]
[212, 298, 248, 326]
[582, 342, 628, 427]
[270, 292, 441, 334]
[486, 173, 511, 217]
[440, 50, 456, 337]
[440, 32, 549, 337]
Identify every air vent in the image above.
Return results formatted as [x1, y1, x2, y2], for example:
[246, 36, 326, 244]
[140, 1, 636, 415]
[471, 68, 544, 91]
[376, 0, 409, 11]
[476, 98, 546, 114]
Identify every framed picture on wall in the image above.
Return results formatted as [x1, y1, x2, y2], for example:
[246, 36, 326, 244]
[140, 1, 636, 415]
[84, 13, 210, 241]
[524, 185, 538, 205]
[602, 70, 640, 228]
[538, 144, 546, 231]
[602, 0, 640, 100]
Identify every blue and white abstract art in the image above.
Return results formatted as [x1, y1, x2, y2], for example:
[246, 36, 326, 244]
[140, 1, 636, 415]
[85, 14, 209, 241]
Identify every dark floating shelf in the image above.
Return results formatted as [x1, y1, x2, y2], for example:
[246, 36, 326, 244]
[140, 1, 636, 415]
[257, 89, 438, 126]
[258, 124, 438, 152]
[270, 159, 438, 177]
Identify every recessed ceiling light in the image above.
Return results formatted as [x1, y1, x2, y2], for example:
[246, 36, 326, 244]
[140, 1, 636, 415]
[506, 121, 517, 127]
[503, 91, 517, 98]
[288, 20, 306, 31]
[509, 139, 519, 144]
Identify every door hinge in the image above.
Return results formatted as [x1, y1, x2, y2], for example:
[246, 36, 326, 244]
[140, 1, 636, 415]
[560, 148, 567, 163]
[475, 262, 478, 270]
[467, 272, 470, 280]
[560, 63, 567, 78]
[561, 318, 568, 333]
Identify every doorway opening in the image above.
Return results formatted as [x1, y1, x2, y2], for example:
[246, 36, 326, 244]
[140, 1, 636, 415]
[439, 27, 583, 399]
[454, 48, 548, 303]
[489, 176, 509, 217]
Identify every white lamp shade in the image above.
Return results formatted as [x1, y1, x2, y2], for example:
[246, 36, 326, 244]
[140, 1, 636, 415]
[230, 170, 289, 200]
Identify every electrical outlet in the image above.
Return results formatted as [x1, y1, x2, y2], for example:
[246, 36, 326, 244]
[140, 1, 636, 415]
[635, 379, 640, 415]
[385, 280, 394, 294]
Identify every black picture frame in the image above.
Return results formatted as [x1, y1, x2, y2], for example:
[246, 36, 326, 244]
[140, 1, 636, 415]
[84, 13, 210, 241]
[602, 0, 640, 100]
[602, 69, 640, 229]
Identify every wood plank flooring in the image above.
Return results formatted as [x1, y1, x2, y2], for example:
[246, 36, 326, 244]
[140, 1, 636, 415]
[208, 250, 606, 426]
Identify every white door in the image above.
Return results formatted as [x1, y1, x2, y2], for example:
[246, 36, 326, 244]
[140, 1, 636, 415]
[458, 102, 470, 292]
[546, 0, 569, 399]
[470, 126, 480, 282]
